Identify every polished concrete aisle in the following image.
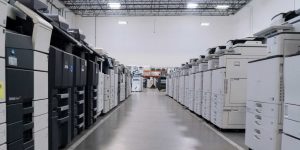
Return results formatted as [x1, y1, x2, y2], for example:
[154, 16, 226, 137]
[72, 90, 244, 150]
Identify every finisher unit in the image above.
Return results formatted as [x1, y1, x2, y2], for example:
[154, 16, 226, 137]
[202, 48, 218, 121]
[246, 10, 300, 150]
[194, 56, 206, 116]
[5, 2, 52, 150]
[211, 39, 266, 129]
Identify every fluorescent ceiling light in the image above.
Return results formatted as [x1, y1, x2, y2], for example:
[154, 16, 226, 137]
[215, 5, 230, 9]
[187, 3, 198, 9]
[108, 2, 121, 9]
[118, 21, 127, 25]
[201, 22, 210, 26]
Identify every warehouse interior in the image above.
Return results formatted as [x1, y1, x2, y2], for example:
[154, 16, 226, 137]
[0, 0, 300, 150]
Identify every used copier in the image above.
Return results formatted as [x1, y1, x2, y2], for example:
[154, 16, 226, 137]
[183, 63, 190, 107]
[199, 56, 208, 117]
[188, 59, 198, 111]
[202, 47, 218, 121]
[211, 38, 267, 129]
[246, 10, 300, 150]
[178, 64, 186, 105]
[193, 56, 205, 116]
[4, 1, 53, 150]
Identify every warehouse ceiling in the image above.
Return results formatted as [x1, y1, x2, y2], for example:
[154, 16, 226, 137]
[60, 0, 251, 17]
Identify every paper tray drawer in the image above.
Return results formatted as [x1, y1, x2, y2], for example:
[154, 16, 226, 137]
[282, 134, 300, 150]
[33, 99, 48, 116]
[33, 114, 48, 132]
[34, 128, 48, 150]
[283, 118, 300, 139]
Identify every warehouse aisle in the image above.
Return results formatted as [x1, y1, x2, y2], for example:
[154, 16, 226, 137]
[72, 89, 244, 150]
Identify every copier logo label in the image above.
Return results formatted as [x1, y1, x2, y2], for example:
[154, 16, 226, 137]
[8, 96, 21, 101]
[64, 63, 69, 70]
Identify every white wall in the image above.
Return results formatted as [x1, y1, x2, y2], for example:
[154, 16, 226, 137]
[76, 16, 234, 67]
[233, 0, 299, 38]
[74, 0, 300, 67]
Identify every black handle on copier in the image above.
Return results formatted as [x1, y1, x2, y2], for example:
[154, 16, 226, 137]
[58, 116, 69, 124]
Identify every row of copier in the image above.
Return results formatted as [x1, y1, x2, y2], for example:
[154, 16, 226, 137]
[166, 8, 300, 150]
[0, 0, 132, 150]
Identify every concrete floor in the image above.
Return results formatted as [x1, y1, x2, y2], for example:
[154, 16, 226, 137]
[71, 89, 246, 150]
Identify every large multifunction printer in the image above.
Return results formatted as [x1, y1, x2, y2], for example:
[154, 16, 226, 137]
[4, 1, 53, 150]
[167, 70, 173, 97]
[94, 48, 105, 117]
[246, 10, 300, 150]
[202, 47, 218, 121]
[188, 59, 198, 111]
[102, 56, 113, 114]
[178, 64, 185, 104]
[182, 63, 190, 107]
[125, 67, 131, 98]
[199, 56, 208, 117]
[119, 65, 126, 102]
[194, 55, 205, 116]
[114, 61, 119, 108]
[0, 0, 8, 149]
[174, 68, 180, 101]
[211, 38, 267, 130]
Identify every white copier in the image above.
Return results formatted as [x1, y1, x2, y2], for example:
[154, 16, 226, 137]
[281, 9, 300, 150]
[211, 38, 267, 130]
[194, 56, 205, 115]
[188, 59, 198, 111]
[199, 56, 208, 117]
[0, 0, 8, 149]
[202, 48, 218, 121]
[246, 10, 300, 150]
[166, 74, 170, 96]
[178, 64, 186, 104]
[168, 70, 174, 97]
[183, 63, 190, 107]
[103, 74, 111, 113]
[131, 75, 143, 92]
[114, 62, 119, 108]
[173, 68, 180, 101]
